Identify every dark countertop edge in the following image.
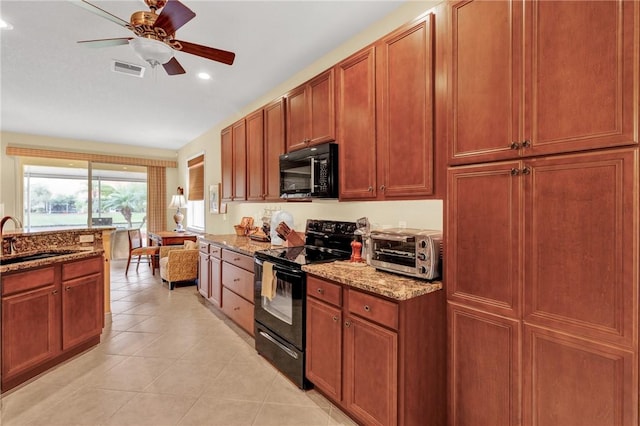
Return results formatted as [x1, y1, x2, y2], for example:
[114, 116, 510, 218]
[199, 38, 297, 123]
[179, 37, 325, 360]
[302, 263, 443, 301]
[0, 248, 104, 274]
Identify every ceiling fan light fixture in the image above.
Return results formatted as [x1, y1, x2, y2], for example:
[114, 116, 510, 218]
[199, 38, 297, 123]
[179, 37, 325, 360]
[129, 37, 173, 67]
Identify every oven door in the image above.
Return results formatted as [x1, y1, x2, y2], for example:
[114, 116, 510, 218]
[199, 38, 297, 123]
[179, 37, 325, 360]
[254, 257, 305, 350]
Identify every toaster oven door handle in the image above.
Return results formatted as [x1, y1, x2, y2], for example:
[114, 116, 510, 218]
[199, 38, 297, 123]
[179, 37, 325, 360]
[372, 234, 413, 242]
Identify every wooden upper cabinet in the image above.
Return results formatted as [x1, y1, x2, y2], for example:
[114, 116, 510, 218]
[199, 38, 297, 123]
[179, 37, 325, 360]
[338, 14, 435, 201]
[376, 13, 434, 198]
[232, 119, 247, 201]
[221, 126, 233, 202]
[285, 68, 335, 152]
[263, 97, 286, 201]
[245, 109, 265, 201]
[337, 46, 377, 200]
[449, 0, 638, 165]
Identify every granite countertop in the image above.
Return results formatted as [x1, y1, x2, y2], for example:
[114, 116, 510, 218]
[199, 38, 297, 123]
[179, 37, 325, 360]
[302, 262, 442, 301]
[199, 234, 273, 256]
[0, 247, 104, 274]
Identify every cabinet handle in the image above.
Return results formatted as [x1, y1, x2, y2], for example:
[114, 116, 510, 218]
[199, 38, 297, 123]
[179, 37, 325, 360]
[65, 286, 71, 291]
[510, 142, 520, 150]
[234, 306, 240, 311]
[345, 320, 351, 328]
[52, 289, 58, 295]
[317, 288, 324, 294]
[522, 140, 531, 148]
[363, 305, 370, 312]
[367, 186, 373, 192]
[234, 278, 240, 282]
[233, 257, 240, 261]
[333, 316, 338, 322]
[510, 168, 520, 176]
[522, 166, 531, 175]
[380, 185, 386, 191]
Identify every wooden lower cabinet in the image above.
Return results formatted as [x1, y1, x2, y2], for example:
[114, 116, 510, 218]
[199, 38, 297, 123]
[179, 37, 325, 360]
[448, 303, 520, 426]
[198, 242, 222, 307]
[208, 255, 222, 307]
[1, 255, 104, 392]
[220, 249, 254, 336]
[306, 274, 445, 426]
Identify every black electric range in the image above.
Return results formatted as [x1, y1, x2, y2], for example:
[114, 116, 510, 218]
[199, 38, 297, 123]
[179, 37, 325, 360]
[253, 219, 356, 389]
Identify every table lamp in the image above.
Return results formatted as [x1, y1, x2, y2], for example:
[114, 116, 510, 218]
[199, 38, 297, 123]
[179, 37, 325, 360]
[169, 187, 187, 232]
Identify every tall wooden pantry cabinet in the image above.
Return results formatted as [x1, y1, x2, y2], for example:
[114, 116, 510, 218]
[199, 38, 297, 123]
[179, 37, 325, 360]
[446, 1, 639, 425]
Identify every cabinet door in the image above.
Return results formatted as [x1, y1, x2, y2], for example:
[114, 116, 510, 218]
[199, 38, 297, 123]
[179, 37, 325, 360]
[344, 315, 397, 426]
[449, 0, 523, 165]
[246, 109, 265, 201]
[208, 256, 222, 308]
[524, 1, 638, 157]
[285, 85, 308, 152]
[62, 273, 102, 350]
[377, 14, 434, 198]
[447, 161, 522, 318]
[337, 46, 377, 200]
[221, 126, 233, 202]
[523, 324, 636, 426]
[307, 68, 335, 146]
[232, 119, 247, 201]
[524, 148, 637, 348]
[264, 97, 286, 201]
[198, 251, 210, 298]
[2, 284, 60, 380]
[306, 297, 342, 401]
[449, 303, 521, 426]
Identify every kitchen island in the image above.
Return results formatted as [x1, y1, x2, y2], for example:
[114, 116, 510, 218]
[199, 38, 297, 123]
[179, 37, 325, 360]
[0, 227, 111, 392]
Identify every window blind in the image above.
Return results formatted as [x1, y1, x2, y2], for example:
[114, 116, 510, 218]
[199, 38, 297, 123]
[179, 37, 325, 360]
[188, 154, 205, 201]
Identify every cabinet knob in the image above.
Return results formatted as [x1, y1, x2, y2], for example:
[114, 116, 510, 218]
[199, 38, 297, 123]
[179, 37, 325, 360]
[234, 278, 240, 282]
[522, 140, 531, 148]
[52, 289, 58, 295]
[522, 166, 531, 175]
[510, 142, 520, 150]
[379, 185, 386, 191]
[333, 316, 338, 322]
[367, 186, 373, 192]
[510, 168, 520, 176]
[363, 305, 371, 312]
[234, 306, 240, 311]
[344, 320, 351, 328]
[317, 288, 324, 294]
[65, 286, 71, 291]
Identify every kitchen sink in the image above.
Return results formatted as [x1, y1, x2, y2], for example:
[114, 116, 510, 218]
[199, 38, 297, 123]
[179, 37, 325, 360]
[0, 250, 81, 266]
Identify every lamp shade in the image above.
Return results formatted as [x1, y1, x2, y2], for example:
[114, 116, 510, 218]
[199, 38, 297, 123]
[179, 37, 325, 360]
[169, 195, 187, 209]
[129, 38, 174, 67]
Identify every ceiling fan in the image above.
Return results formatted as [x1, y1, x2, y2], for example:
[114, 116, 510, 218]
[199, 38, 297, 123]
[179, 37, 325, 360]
[70, 0, 236, 75]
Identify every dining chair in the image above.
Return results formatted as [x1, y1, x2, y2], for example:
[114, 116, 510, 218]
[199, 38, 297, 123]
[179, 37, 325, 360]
[126, 228, 160, 275]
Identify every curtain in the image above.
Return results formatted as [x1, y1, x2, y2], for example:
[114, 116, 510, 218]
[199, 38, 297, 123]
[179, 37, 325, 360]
[147, 166, 166, 232]
[188, 154, 205, 201]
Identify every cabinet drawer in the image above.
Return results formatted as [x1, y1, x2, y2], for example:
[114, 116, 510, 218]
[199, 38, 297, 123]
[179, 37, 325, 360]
[209, 244, 222, 259]
[222, 262, 254, 301]
[198, 241, 210, 254]
[62, 256, 102, 281]
[348, 290, 399, 330]
[222, 249, 253, 272]
[222, 287, 254, 336]
[2, 267, 56, 296]
[307, 275, 342, 307]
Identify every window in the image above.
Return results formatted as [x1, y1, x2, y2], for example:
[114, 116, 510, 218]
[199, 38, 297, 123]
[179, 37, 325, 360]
[186, 154, 205, 231]
[22, 159, 147, 231]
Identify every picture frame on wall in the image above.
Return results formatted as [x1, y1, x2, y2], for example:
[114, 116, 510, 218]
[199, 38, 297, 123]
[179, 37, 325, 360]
[209, 183, 220, 214]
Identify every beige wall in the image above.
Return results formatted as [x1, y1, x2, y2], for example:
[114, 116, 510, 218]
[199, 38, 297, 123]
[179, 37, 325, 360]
[0, 131, 179, 228]
[178, 0, 444, 234]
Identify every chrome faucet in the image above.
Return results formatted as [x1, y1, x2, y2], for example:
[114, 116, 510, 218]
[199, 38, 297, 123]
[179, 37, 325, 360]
[1, 216, 23, 255]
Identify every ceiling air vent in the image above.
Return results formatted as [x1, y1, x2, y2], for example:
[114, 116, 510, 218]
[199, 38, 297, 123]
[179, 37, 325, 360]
[111, 60, 145, 78]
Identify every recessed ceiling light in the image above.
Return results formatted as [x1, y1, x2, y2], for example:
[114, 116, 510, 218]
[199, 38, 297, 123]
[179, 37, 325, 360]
[0, 18, 13, 30]
[198, 72, 211, 80]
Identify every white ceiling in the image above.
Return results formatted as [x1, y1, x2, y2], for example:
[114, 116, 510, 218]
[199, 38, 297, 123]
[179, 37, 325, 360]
[1, 0, 404, 151]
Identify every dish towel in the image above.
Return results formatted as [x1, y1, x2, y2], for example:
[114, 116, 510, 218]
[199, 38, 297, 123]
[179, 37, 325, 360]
[261, 261, 277, 300]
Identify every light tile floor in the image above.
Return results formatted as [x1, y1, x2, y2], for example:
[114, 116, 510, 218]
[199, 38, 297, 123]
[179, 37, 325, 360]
[0, 259, 357, 426]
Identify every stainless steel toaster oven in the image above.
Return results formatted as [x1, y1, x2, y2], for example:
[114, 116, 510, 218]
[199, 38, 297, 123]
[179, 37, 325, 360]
[369, 228, 442, 280]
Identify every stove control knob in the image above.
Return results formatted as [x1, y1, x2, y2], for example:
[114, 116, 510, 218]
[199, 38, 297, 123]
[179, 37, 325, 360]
[419, 266, 428, 274]
[417, 253, 426, 261]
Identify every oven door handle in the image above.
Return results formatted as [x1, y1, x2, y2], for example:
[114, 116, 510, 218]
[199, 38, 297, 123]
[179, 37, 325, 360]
[255, 257, 304, 277]
[259, 331, 299, 359]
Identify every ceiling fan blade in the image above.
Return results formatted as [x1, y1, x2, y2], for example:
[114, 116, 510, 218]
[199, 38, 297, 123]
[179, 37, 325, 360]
[172, 40, 236, 65]
[163, 57, 186, 75]
[154, 0, 196, 36]
[68, 0, 130, 28]
[77, 38, 133, 48]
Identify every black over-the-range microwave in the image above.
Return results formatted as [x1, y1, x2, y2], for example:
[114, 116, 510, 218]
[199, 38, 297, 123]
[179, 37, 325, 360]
[279, 142, 338, 199]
